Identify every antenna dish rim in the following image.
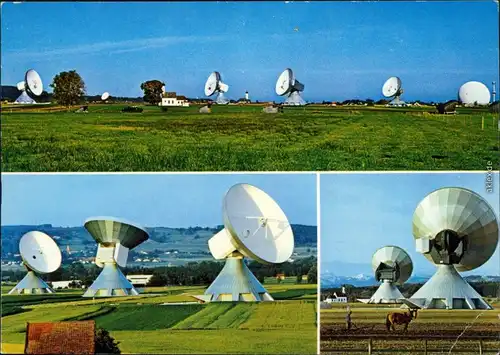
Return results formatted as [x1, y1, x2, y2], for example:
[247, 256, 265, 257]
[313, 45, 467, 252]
[24, 69, 44, 96]
[222, 183, 294, 264]
[19, 231, 62, 274]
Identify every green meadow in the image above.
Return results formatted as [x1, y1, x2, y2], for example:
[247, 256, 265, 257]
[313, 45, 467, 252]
[0, 284, 317, 354]
[2, 104, 497, 171]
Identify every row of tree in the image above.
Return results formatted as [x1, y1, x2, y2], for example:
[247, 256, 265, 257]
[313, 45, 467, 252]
[3, 257, 318, 287]
[322, 281, 499, 301]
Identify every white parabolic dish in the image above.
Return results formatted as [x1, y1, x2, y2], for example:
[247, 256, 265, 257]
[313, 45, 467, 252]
[221, 184, 294, 264]
[276, 69, 292, 96]
[101, 92, 110, 100]
[19, 231, 62, 274]
[204, 72, 228, 97]
[382, 77, 402, 98]
[205, 72, 218, 96]
[25, 69, 43, 96]
[458, 81, 491, 105]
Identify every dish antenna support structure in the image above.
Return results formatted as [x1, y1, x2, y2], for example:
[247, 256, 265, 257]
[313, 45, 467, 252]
[194, 183, 295, 302]
[382, 76, 405, 107]
[83, 217, 149, 297]
[9, 231, 62, 295]
[15, 69, 43, 104]
[205, 72, 229, 104]
[407, 188, 498, 310]
[276, 68, 305, 105]
[359, 246, 413, 304]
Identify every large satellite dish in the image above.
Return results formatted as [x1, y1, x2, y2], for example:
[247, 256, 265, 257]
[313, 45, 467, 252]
[9, 231, 62, 295]
[458, 81, 491, 106]
[14, 69, 43, 104]
[408, 187, 498, 310]
[382, 76, 406, 107]
[194, 183, 294, 302]
[275, 68, 305, 106]
[204, 71, 229, 104]
[82, 217, 149, 297]
[101, 92, 110, 101]
[359, 246, 412, 304]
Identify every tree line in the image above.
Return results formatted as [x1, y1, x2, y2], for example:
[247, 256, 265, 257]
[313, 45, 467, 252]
[145, 256, 317, 287]
[3, 257, 318, 287]
[322, 281, 499, 301]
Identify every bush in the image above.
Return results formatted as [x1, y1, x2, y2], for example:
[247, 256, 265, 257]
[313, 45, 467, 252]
[160, 106, 169, 112]
[95, 327, 121, 354]
[121, 106, 143, 113]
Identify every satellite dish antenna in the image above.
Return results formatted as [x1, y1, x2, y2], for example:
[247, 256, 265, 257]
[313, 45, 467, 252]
[194, 183, 294, 302]
[14, 69, 43, 104]
[458, 81, 491, 106]
[101, 92, 110, 101]
[382, 76, 405, 107]
[408, 187, 498, 310]
[204, 71, 229, 104]
[82, 217, 149, 297]
[8, 231, 62, 295]
[358, 246, 413, 304]
[275, 68, 305, 106]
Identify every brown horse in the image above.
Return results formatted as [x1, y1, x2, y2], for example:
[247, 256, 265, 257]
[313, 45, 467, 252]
[386, 309, 418, 332]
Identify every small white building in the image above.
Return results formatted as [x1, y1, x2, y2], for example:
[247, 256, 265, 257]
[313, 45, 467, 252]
[159, 92, 189, 107]
[52, 280, 82, 289]
[126, 274, 153, 286]
[325, 292, 348, 303]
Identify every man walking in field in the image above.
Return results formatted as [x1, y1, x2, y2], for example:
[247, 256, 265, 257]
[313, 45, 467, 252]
[345, 308, 353, 331]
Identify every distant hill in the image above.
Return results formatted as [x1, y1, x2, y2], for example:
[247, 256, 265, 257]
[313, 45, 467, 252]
[1, 224, 317, 262]
[1, 85, 52, 102]
[1, 85, 21, 101]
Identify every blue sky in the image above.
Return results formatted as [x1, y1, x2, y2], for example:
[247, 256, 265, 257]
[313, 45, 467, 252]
[1, 173, 317, 228]
[1, 2, 498, 102]
[320, 172, 500, 276]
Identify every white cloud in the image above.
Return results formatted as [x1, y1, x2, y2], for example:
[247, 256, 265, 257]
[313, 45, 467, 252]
[4, 34, 229, 59]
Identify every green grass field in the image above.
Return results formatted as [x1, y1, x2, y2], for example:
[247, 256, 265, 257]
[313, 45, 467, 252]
[2, 104, 497, 171]
[1, 284, 317, 354]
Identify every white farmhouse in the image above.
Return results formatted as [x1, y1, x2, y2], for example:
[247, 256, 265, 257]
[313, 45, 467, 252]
[325, 292, 348, 303]
[52, 280, 82, 289]
[126, 274, 153, 287]
[159, 92, 190, 107]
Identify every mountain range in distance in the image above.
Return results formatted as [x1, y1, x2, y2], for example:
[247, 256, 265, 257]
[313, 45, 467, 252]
[321, 271, 431, 288]
[321, 261, 500, 288]
[321, 272, 500, 288]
